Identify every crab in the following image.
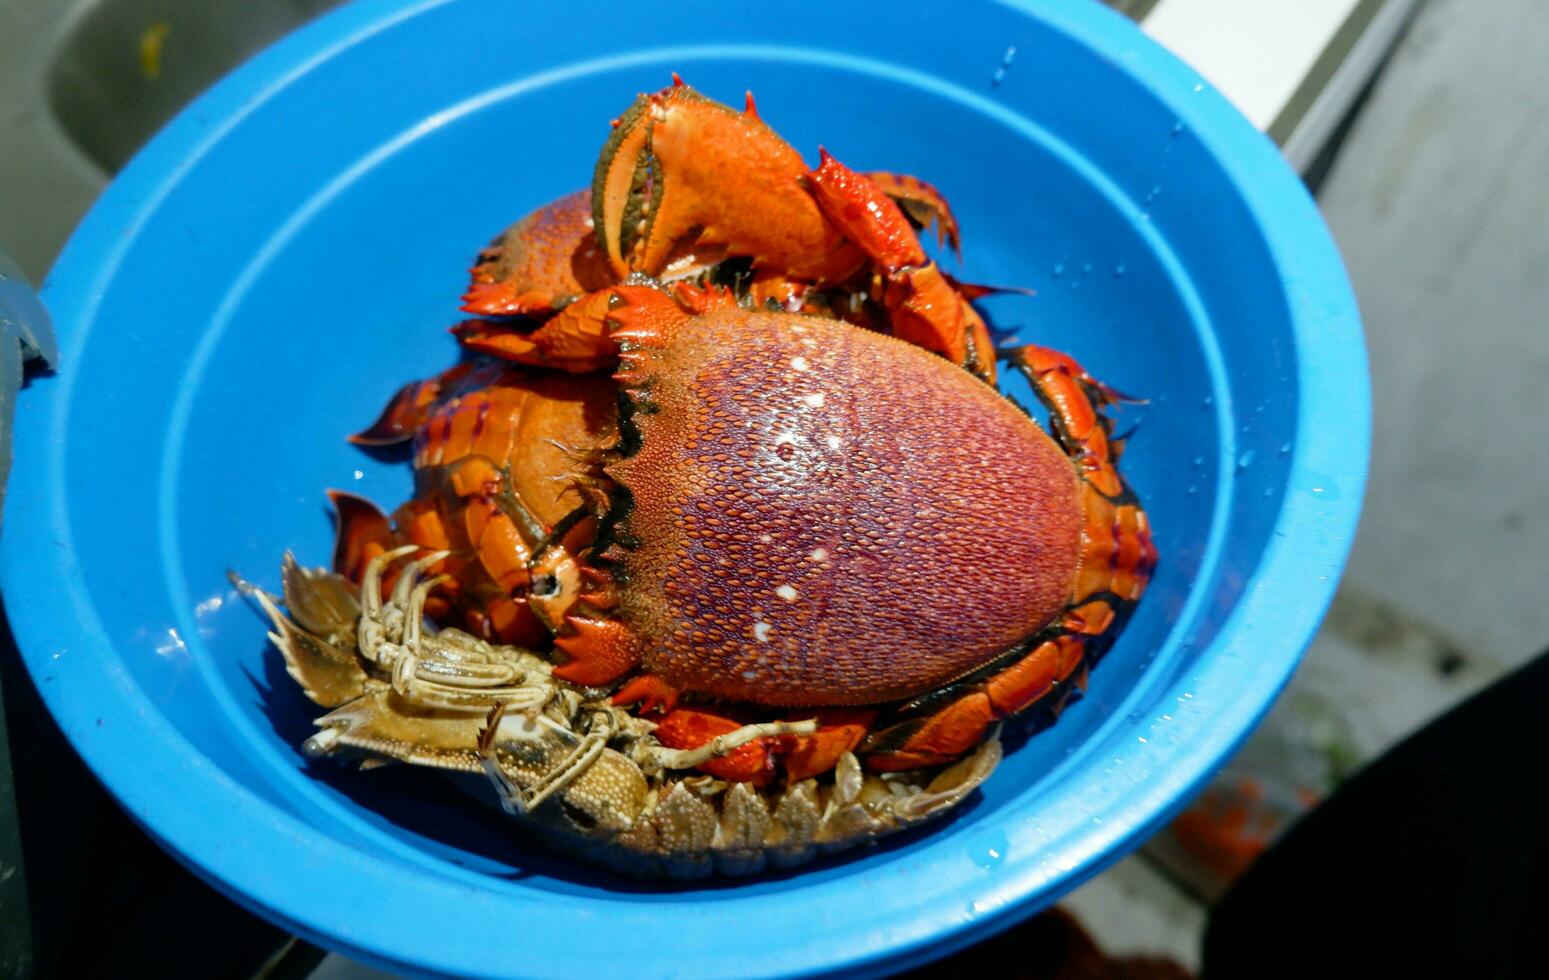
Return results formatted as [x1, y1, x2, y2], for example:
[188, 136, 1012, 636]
[250, 79, 1155, 876]
[453, 76, 1000, 380]
[247, 550, 1001, 877]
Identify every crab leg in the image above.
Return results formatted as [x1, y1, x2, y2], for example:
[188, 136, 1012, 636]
[355, 550, 554, 711]
[401, 572, 450, 651]
[373, 550, 449, 653]
[802, 149, 997, 380]
[645, 718, 818, 772]
[861, 635, 1090, 770]
[357, 544, 420, 662]
[454, 288, 619, 373]
[521, 713, 611, 810]
[461, 190, 616, 318]
[479, 704, 613, 814]
[865, 170, 962, 257]
[348, 363, 488, 448]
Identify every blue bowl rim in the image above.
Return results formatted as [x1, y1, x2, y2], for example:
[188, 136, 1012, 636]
[3, 0, 1369, 975]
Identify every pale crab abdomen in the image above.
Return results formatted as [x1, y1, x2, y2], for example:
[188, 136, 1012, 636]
[606, 304, 1083, 706]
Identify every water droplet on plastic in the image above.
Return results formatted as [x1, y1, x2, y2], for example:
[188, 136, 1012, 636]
[1082, 262, 1093, 275]
[1279, 442, 1291, 456]
[1263, 487, 1275, 498]
[1172, 121, 1185, 135]
[1202, 395, 1213, 407]
[1192, 456, 1204, 468]
[1187, 485, 1198, 495]
[991, 46, 1017, 87]
[973, 829, 1010, 869]
[1237, 450, 1255, 470]
[1052, 261, 1064, 278]
[1193, 83, 1205, 93]
[1126, 710, 1144, 724]
[1113, 263, 1126, 277]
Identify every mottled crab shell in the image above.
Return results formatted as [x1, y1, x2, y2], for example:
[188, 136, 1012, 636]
[463, 189, 614, 315]
[606, 301, 1083, 706]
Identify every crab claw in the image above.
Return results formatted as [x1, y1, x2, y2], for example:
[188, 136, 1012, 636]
[592, 83, 862, 282]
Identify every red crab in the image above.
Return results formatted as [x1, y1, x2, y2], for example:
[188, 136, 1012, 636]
[454, 76, 999, 381]
[331, 79, 1155, 789]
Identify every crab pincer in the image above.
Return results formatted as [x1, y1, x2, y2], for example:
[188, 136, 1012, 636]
[588, 79, 999, 378]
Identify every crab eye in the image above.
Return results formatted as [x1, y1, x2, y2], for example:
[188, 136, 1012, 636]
[531, 573, 559, 597]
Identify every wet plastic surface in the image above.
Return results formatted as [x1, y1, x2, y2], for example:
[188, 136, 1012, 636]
[1, 0, 1366, 976]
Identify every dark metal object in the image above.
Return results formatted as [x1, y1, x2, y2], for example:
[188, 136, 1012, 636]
[0, 249, 53, 978]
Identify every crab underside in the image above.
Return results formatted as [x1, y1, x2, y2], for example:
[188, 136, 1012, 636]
[246, 552, 1002, 879]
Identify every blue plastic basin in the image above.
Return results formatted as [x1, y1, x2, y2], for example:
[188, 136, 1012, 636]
[2, 0, 1367, 975]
